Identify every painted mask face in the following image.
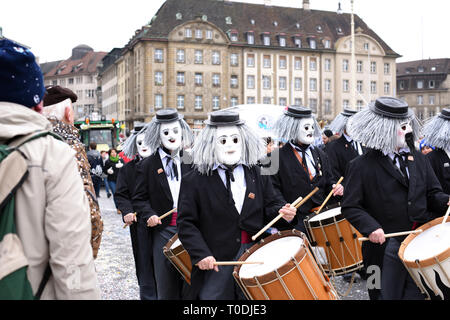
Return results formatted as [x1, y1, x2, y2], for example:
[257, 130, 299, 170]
[215, 126, 242, 166]
[396, 120, 413, 150]
[160, 121, 182, 151]
[297, 118, 315, 145]
[136, 133, 151, 158]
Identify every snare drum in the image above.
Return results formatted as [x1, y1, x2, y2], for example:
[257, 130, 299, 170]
[163, 233, 192, 285]
[232, 230, 338, 300]
[398, 216, 450, 300]
[304, 207, 363, 276]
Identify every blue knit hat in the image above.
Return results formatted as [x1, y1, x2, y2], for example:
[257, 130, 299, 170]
[0, 39, 45, 107]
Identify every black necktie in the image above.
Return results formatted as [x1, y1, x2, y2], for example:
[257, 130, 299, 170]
[220, 165, 236, 204]
[165, 156, 179, 181]
[294, 143, 310, 173]
[394, 153, 409, 182]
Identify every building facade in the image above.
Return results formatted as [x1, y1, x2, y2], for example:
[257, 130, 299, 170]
[117, 0, 399, 130]
[98, 48, 121, 122]
[41, 45, 106, 120]
[396, 58, 450, 120]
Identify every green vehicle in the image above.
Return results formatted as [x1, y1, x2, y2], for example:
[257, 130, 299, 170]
[74, 118, 121, 152]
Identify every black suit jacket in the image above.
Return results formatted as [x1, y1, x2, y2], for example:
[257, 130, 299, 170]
[342, 149, 449, 238]
[325, 136, 367, 184]
[427, 148, 450, 194]
[271, 143, 336, 217]
[177, 165, 296, 297]
[132, 150, 193, 229]
[115, 158, 139, 220]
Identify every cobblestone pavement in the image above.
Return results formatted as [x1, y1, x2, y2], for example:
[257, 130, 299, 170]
[95, 187, 369, 300]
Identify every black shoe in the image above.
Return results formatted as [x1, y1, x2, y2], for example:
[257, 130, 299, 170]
[107, 193, 112, 198]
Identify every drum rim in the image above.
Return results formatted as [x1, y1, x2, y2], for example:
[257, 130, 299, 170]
[304, 208, 345, 228]
[233, 229, 308, 285]
[162, 233, 192, 284]
[398, 216, 450, 268]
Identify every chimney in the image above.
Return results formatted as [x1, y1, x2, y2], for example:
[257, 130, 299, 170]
[264, 0, 271, 6]
[303, 0, 310, 10]
[337, 2, 343, 14]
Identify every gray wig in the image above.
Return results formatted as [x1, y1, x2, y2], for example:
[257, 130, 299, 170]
[121, 126, 147, 158]
[423, 114, 450, 151]
[193, 124, 266, 175]
[274, 114, 321, 143]
[348, 107, 422, 154]
[329, 113, 351, 135]
[143, 117, 194, 155]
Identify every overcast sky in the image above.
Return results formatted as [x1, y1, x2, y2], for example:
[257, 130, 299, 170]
[1, 0, 448, 63]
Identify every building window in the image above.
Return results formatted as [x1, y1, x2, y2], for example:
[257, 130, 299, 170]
[76, 76, 83, 84]
[384, 82, 390, 94]
[212, 51, 221, 65]
[230, 97, 238, 107]
[68, 78, 74, 84]
[195, 73, 203, 86]
[52, 80, 57, 86]
[370, 61, 377, 73]
[230, 75, 238, 88]
[212, 96, 220, 110]
[155, 94, 163, 109]
[364, 42, 369, 51]
[418, 66, 424, 73]
[342, 59, 349, 72]
[309, 78, 317, 92]
[309, 39, 316, 49]
[279, 77, 287, 90]
[309, 99, 317, 113]
[417, 95, 423, 105]
[384, 63, 391, 75]
[155, 71, 163, 85]
[357, 80, 363, 93]
[417, 80, 424, 89]
[324, 100, 331, 115]
[324, 59, 331, 72]
[247, 75, 255, 89]
[185, 28, 192, 38]
[309, 58, 317, 71]
[325, 79, 331, 92]
[176, 95, 185, 109]
[263, 34, 270, 46]
[294, 78, 302, 91]
[429, 80, 435, 89]
[206, 30, 213, 40]
[294, 37, 301, 48]
[212, 73, 221, 87]
[294, 57, 302, 70]
[263, 55, 271, 68]
[279, 36, 286, 47]
[155, 49, 164, 63]
[247, 96, 255, 104]
[263, 97, 272, 104]
[429, 95, 435, 105]
[262, 76, 271, 89]
[294, 98, 303, 106]
[194, 50, 203, 64]
[176, 72, 185, 85]
[371, 81, 377, 94]
[279, 97, 287, 106]
[247, 54, 255, 67]
[195, 29, 203, 39]
[343, 79, 349, 92]
[324, 40, 331, 49]
[230, 32, 238, 42]
[279, 56, 287, 69]
[230, 53, 239, 67]
[399, 81, 404, 90]
[247, 32, 254, 44]
[85, 89, 95, 98]
[428, 109, 436, 118]
[357, 100, 364, 111]
[357, 60, 363, 73]
[195, 95, 203, 110]
[176, 49, 185, 63]
[343, 100, 349, 109]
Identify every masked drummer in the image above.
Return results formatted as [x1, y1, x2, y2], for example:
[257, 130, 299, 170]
[270, 105, 343, 234]
[114, 123, 157, 300]
[423, 108, 450, 194]
[132, 109, 194, 300]
[177, 111, 297, 300]
[341, 97, 450, 300]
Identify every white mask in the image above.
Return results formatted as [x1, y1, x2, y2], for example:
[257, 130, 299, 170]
[136, 133, 151, 158]
[215, 126, 242, 166]
[160, 121, 182, 151]
[396, 121, 413, 150]
[297, 118, 316, 145]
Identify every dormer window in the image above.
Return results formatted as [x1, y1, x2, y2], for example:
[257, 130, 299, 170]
[230, 30, 238, 42]
[324, 39, 331, 49]
[296, 23, 300, 29]
[176, 13, 182, 20]
[431, 66, 436, 71]
[279, 35, 286, 47]
[273, 21, 278, 27]
[316, 25, 323, 33]
[247, 31, 255, 45]
[293, 35, 301, 48]
[308, 38, 316, 49]
[225, 16, 232, 25]
[418, 66, 424, 73]
[337, 27, 343, 34]
[250, 19, 255, 25]
[262, 33, 271, 46]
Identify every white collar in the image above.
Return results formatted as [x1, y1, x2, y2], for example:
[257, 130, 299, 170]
[159, 147, 180, 160]
[385, 147, 411, 158]
[343, 133, 353, 142]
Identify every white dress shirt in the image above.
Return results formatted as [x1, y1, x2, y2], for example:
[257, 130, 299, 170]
[343, 133, 363, 156]
[386, 147, 411, 178]
[215, 164, 246, 214]
[159, 148, 181, 208]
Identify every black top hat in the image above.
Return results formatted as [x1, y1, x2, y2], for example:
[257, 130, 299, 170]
[284, 105, 313, 118]
[438, 108, 450, 120]
[154, 108, 183, 123]
[204, 110, 245, 126]
[131, 122, 146, 134]
[368, 97, 413, 119]
[341, 108, 358, 117]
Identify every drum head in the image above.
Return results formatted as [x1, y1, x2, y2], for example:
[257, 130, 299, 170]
[403, 222, 450, 262]
[239, 236, 303, 279]
[307, 207, 343, 227]
[171, 238, 182, 250]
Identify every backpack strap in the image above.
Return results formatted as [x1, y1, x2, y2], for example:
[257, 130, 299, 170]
[34, 264, 52, 300]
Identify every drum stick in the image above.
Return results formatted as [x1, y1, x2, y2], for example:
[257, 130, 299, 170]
[123, 213, 137, 229]
[251, 187, 320, 241]
[441, 205, 450, 225]
[214, 261, 264, 266]
[358, 229, 423, 242]
[159, 207, 177, 220]
[314, 177, 344, 215]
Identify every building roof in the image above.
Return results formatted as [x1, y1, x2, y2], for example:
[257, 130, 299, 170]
[128, 0, 398, 56]
[42, 49, 107, 78]
[98, 48, 123, 75]
[397, 58, 450, 76]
